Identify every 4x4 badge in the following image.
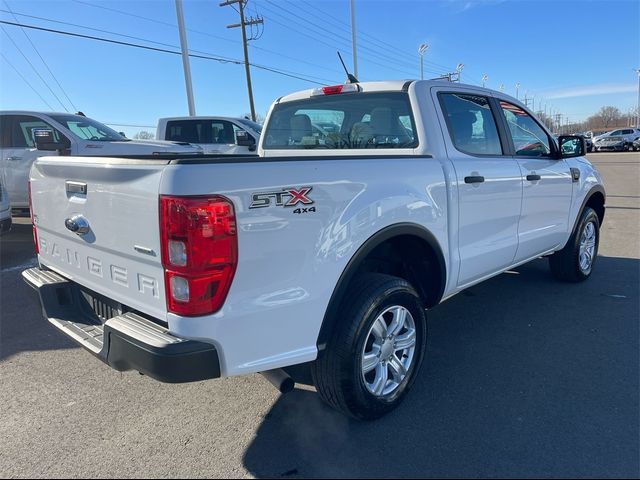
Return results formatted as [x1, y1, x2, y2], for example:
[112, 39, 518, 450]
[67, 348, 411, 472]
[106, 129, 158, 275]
[249, 187, 314, 209]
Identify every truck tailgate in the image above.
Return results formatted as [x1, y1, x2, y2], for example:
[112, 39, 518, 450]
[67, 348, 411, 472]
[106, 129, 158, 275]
[30, 156, 171, 321]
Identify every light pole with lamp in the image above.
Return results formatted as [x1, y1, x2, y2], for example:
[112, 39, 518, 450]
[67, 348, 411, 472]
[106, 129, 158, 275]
[418, 44, 428, 80]
[482, 74, 488, 87]
[455, 63, 464, 82]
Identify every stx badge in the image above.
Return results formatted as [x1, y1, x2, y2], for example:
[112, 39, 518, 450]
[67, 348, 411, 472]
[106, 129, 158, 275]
[249, 187, 314, 209]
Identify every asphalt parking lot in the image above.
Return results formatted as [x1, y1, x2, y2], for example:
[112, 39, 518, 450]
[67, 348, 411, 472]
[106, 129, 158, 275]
[0, 152, 638, 478]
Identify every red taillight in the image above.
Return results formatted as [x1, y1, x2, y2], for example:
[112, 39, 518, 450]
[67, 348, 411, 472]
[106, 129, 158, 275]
[322, 85, 344, 95]
[159, 195, 237, 316]
[28, 180, 39, 254]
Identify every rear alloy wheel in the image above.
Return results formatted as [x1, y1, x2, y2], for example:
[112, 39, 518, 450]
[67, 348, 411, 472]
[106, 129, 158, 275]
[312, 273, 427, 420]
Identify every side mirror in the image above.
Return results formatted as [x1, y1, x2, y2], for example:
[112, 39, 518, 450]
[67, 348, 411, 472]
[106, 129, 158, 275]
[33, 128, 69, 152]
[235, 130, 256, 151]
[558, 135, 585, 158]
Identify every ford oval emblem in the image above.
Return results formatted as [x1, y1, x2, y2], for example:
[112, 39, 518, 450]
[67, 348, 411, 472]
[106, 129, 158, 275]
[65, 215, 90, 235]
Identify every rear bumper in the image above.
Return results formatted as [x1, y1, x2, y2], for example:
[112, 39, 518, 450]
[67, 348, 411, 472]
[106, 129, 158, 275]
[22, 267, 221, 383]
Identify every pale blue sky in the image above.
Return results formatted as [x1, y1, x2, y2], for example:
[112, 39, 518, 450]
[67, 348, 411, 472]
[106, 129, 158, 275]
[0, 0, 638, 137]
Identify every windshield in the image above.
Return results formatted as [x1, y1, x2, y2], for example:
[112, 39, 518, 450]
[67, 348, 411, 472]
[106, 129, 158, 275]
[263, 92, 418, 150]
[50, 114, 127, 141]
[238, 118, 263, 135]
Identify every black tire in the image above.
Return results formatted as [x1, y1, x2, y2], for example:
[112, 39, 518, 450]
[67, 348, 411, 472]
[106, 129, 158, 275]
[623, 143, 630, 152]
[549, 207, 600, 282]
[311, 273, 427, 420]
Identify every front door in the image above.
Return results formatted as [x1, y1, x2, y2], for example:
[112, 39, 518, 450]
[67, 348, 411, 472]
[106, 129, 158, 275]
[497, 100, 573, 262]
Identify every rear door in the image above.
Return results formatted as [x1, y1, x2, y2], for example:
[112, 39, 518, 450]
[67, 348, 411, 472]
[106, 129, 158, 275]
[164, 119, 250, 154]
[1, 114, 66, 208]
[436, 90, 523, 287]
[30, 156, 170, 320]
[496, 100, 573, 261]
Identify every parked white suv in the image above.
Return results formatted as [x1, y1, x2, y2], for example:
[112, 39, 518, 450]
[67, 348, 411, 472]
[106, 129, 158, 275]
[156, 116, 261, 154]
[24, 81, 605, 419]
[593, 128, 640, 151]
[0, 111, 203, 210]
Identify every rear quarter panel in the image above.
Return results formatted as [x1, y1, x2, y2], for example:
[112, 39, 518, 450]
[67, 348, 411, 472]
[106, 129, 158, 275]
[160, 157, 449, 376]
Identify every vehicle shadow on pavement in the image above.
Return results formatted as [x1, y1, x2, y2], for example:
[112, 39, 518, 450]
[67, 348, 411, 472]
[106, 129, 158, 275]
[243, 256, 639, 479]
[0, 221, 77, 361]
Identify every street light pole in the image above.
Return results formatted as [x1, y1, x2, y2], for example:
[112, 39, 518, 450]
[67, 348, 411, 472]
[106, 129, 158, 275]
[418, 43, 428, 80]
[455, 63, 464, 83]
[635, 68, 640, 127]
[350, 0, 358, 79]
[515, 82, 520, 100]
[175, 0, 196, 116]
[482, 74, 488, 88]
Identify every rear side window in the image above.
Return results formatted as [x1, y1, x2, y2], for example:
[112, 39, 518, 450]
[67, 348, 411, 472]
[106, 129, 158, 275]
[439, 93, 502, 155]
[165, 119, 237, 144]
[2, 115, 61, 148]
[263, 92, 417, 149]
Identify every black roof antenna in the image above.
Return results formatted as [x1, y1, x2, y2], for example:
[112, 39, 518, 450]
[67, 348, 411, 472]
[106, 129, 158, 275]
[337, 51, 359, 84]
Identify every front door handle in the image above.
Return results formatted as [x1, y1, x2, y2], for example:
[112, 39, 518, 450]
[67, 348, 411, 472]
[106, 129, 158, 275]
[526, 174, 541, 181]
[464, 175, 485, 184]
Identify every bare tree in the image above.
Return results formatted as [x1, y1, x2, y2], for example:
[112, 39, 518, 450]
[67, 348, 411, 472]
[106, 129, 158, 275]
[133, 130, 155, 140]
[595, 106, 622, 129]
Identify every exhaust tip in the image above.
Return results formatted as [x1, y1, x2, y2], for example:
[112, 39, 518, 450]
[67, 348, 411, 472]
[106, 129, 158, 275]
[260, 369, 295, 394]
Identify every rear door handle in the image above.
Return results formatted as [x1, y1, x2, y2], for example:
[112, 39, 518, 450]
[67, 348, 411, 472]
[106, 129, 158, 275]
[526, 174, 541, 181]
[464, 176, 485, 184]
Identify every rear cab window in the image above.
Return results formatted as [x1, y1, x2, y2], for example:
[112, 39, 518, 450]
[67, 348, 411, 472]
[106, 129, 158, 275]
[263, 92, 418, 150]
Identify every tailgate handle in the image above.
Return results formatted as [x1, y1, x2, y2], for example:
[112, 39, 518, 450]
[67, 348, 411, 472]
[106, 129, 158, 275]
[66, 181, 87, 195]
[65, 215, 90, 235]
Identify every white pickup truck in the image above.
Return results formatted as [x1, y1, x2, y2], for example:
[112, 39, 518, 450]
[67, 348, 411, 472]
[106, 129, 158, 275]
[23, 80, 605, 419]
[156, 116, 262, 154]
[0, 111, 202, 210]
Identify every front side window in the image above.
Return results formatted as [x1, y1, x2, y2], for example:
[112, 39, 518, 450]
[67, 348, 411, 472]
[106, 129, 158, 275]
[263, 92, 417, 150]
[499, 101, 551, 156]
[237, 118, 263, 135]
[50, 114, 125, 142]
[439, 93, 502, 155]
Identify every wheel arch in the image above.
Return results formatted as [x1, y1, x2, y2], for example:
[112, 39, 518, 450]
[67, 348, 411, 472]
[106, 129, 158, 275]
[576, 185, 606, 232]
[316, 223, 446, 350]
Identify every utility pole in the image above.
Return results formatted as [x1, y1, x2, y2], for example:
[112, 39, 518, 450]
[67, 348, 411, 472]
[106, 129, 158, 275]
[175, 0, 196, 116]
[350, 0, 358, 79]
[635, 68, 640, 127]
[221, 0, 263, 121]
[515, 82, 520, 100]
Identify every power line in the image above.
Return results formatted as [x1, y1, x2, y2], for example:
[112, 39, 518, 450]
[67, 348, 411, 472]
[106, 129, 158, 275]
[0, 19, 330, 86]
[259, 0, 426, 76]
[0, 25, 69, 111]
[2, 0, 77, 111]
[295, 0, 457, 73]
[64, 1, 338, 80]
[255, 5, 419, 78]
[0, 52, 55, 109]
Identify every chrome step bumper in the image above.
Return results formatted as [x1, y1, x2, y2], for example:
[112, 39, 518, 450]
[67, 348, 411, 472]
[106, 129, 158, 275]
[23, 267, 220, 383]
